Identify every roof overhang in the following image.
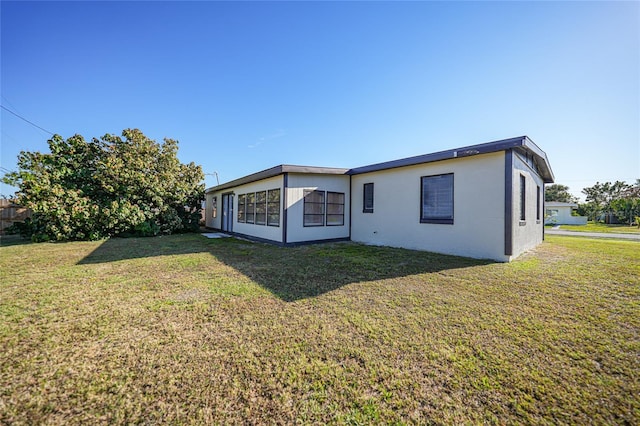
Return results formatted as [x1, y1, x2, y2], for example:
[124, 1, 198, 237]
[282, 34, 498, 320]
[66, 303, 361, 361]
[205, 136, 554, 194]
[348, 136, 555, 183]
[205, 165, 349, 193]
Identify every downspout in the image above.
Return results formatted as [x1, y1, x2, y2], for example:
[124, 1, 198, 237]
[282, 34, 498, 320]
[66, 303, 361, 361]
[282, 173, 288, 244]
[542, 185, 545, 241]
[348, 174, 352, 241]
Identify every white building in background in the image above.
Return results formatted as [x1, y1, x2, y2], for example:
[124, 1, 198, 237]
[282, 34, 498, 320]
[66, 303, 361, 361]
[205, 136, 554, 262]
[544, 202, 587, 225]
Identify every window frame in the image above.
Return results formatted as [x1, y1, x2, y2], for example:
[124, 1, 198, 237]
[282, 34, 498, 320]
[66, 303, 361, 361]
[267, 189, 280, 227]
[212, 196, 217, 218]
[363, 183, 374, 213]
[255, 191, 267, 225]
[246, 192, 256, 224]
[303, 190, 325, 227]
[237, 194, 246, 223]
[520, 174, 526, 221]
[536, 185, 541, 221]
[326, 191, 345, 226]
[420, 173, 454, 225]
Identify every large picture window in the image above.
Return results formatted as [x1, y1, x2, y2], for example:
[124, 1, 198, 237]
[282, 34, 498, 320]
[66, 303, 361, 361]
[267, 189, 280, 227]
[237, 194, 246, 223]
[255, 191, 267, 225]
[246, 192, 256, 224]
[421, 174, 454, 224]
[237, 189, 280, 227]
[303, 190, 325, 226]
[363, 183, 374, 213]
[326, 192, 345, 226]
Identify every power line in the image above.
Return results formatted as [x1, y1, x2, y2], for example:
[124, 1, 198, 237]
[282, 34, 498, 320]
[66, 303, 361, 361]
[1, 95, 21, 115]
[0, 105, 54, 136]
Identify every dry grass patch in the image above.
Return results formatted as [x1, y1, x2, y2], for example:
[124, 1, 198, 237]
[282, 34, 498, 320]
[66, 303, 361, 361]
[1, 234, 638, 424]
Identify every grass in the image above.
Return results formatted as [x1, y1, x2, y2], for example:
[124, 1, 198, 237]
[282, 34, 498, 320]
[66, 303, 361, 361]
[555, 221, 640, 234]
[1, 233, 638, 424]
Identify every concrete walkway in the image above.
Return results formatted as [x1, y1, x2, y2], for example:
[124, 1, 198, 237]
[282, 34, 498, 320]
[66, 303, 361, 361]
[545, 229, 640, 241]
[201, 232, 231, 239]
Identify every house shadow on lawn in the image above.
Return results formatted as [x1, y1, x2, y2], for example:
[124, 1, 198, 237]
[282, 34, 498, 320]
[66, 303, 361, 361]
[0, 234, 33, 247]
[77, 234, 493, 302]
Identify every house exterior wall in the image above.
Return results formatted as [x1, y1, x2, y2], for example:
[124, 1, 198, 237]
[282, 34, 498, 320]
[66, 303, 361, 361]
[566, 216, 588, 225]
[230, 175, 284, 243]
[206, 175, 284, 243]
[204, 138, 553, 261]
[285, 173, 351, 243]
[510, 152, 545, 259]
[205, 191, 222, 230]
[351, 152, 508, 261]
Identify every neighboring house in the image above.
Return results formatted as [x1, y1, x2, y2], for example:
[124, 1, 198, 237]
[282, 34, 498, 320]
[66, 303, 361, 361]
[544, 202, 587, 225]
[0, 199, 31, 234]
[205, 136, 554, 262]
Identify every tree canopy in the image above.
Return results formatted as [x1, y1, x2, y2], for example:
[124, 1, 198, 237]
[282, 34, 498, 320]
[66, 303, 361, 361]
[580, 180, 640, 224]
[544, 184, 578, 203]
[2, 129, 204, 241]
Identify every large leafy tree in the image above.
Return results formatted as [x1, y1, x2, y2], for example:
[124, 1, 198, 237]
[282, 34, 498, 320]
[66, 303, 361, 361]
[580, 180, 637, 223]
[2, 129, 204, 241]
[544, 184, 578, 203]
[610, 180, 640, 224]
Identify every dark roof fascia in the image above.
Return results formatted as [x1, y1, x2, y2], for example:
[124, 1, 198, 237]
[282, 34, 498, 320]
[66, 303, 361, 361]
[205, 165, 349, 193]
[347, 136, 527, 175]
[280, 165, 350, 175]
[205, 136, 554, 194]
[348, 136, 555, 183]
[520, 136, 555, 183]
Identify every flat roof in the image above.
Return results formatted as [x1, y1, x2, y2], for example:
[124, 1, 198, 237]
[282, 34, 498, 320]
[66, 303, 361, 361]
[205, 165, 349, 193]
[348, 136, 554, 182]
[205, 136, 554, 193]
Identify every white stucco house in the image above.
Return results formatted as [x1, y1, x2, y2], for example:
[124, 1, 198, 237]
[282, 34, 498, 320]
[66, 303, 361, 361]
[544, 202, 587, 225]
[205, 136, 554, 262]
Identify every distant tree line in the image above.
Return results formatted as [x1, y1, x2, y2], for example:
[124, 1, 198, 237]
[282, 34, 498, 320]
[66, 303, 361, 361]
[2, 129, 204, 241]
[545, 181, 640, 225]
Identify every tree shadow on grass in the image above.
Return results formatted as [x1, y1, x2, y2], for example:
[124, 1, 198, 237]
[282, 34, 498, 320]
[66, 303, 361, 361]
[77, 234, 494, 302]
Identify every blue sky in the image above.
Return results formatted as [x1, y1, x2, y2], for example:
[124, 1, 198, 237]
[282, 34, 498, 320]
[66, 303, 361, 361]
[1, 1, 638, 200]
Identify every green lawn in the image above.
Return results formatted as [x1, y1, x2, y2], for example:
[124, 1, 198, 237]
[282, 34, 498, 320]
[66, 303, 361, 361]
[1, 234, 638, 424]
[556, 221, 640, 234]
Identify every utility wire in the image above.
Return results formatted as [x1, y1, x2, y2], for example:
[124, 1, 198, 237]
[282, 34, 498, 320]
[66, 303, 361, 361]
[1, 95, 21, 114]
[0, 105, 54, 136]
